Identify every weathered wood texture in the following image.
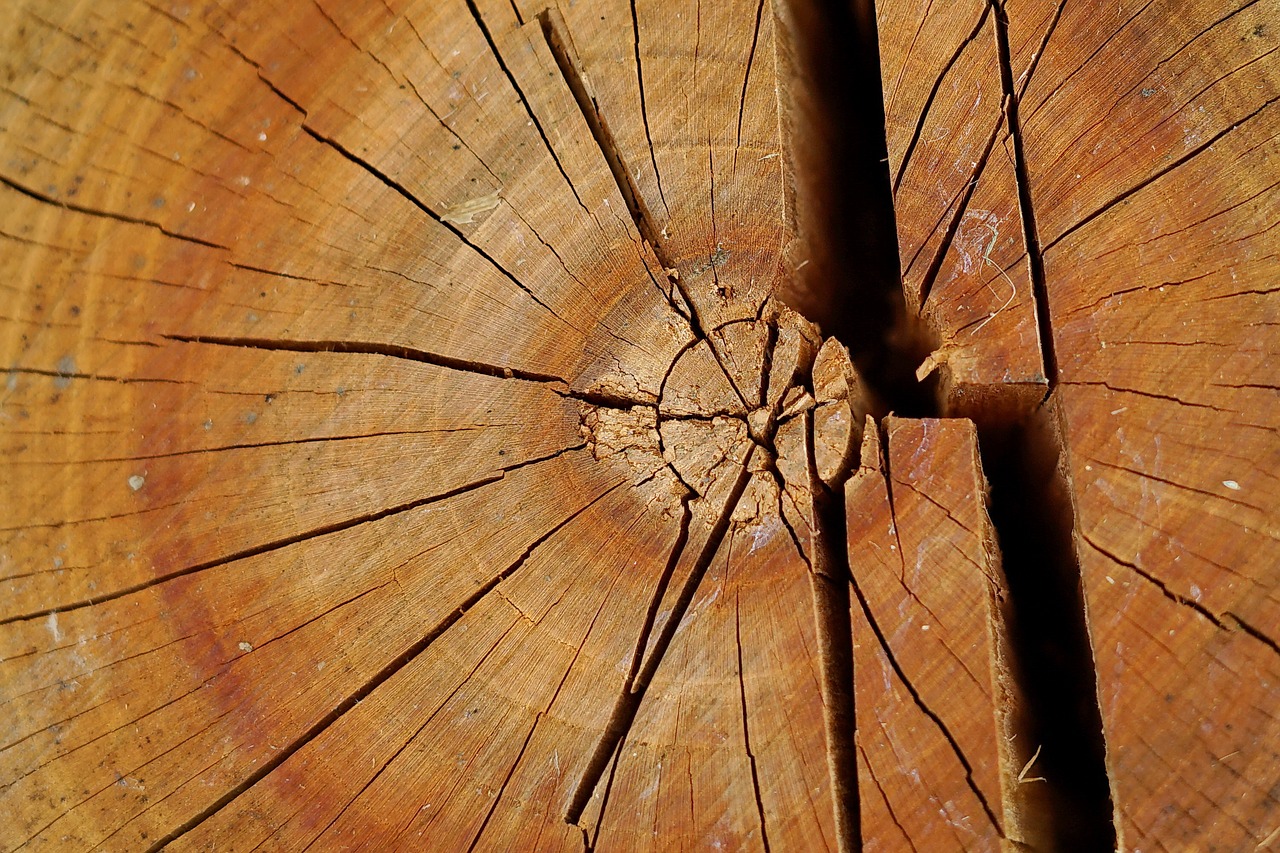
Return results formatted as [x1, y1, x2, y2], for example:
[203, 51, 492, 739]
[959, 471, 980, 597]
[878, 0, 1046, 419]
[1010, 1, 1280, 848]
[0, 0, 1276, 850]
[846, 417, 1031, 851]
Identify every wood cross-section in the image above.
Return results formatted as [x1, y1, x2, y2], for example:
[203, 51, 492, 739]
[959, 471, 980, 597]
[1, 0, 1277, 850]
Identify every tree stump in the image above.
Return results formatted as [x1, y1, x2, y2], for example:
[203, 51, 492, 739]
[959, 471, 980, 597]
[1, 0, 1275, 850]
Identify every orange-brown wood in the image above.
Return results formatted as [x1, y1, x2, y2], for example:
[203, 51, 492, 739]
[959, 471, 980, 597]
[846, 417, 1031, 851]
[1005, 0, 1280, 848]
[1, 0, 1277, 850]
[877, 0, 1046, 420]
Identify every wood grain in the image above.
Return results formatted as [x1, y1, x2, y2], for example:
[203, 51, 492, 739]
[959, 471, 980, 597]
[846, 418, 1033, 851]
[877, 0, 1046, 421]
[1008, 0, 1280, 845]
[1, 0, 1276, 850]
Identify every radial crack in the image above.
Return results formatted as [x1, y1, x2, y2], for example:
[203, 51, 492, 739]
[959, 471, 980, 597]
[992, 0, 1054, 382]
[159, 334, 570, 386]
[849, 576, 1003, 833]
[0, 174, 227, 251]
[735, 593, 772, 853]
[565, 450, 755, 823]
[0, 444, 586, 626]
[142, 481, 625, 852]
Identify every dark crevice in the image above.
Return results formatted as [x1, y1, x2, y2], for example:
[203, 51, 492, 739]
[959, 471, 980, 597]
[18, 428, 489, 467]
[976, 414, 1116, 851]
[624, 494, 696, 691]
[774, 0, 933, 419]
[3, 366, 184, 386]
[538, 11, 642, 232]
[1014, 0, 1067, 101]
[770, 2, 917, 847]
[467, 590, 616, 851]
[539, 8, 731, 360]
[583, 732, 624, 849]
[247, 580, 395, 660]
[735, 0, 768, 150]
[538, 6, 677, 315]
[1083, 534, 1235, 629]
[703, 148, 759, 413]
[0, 444, 585, 627]
[809, 505, 862, 850]
[301, 622, 519, 852]
[802, 408, 863, 851]
[986, 8, 1118, 842]
[629, 0, 670, 219]
[1225, 613, 1280, 659]
[1018, 0, 1157, 131]
[757, 319, 780, 410]
[143, 480, 623, 853]
[775, 0, 1118, 847]
[1084, 535, 1280, 660]
[567, 389, 655, 410]
[855, 742, 918, 853]
[992, 0, 1056, 383]
[773, 485, 813, 570]
[465, 720, 539, 851]
[3, 1, 1229, 850]
[226, 261, 341, 286]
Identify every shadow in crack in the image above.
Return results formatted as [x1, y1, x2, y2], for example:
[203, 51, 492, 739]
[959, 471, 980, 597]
[777, 0, 1117, 849]
[774, 0, 935, 418]
[978, 406, 1117, 852]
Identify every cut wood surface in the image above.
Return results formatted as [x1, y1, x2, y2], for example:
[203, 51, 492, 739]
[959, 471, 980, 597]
[846, 417, 1029, 851]
[877, 0, 1046, 420]
[0, 0, 1276, 851]
[1004, 1, 1280, 847]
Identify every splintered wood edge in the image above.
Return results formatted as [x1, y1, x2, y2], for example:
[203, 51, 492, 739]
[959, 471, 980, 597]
[877, 0, 1047, 422]
[844, 416, 1049, 850]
